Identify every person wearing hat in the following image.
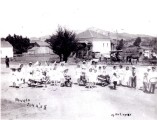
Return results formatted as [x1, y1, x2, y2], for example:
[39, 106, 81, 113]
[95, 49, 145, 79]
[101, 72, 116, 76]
[149, 66, 157, 94]
[83, 60, 86, 63]
[130, 66, 137, 88]
[111, 73, 118, 90]
[29, 62, 32, 66]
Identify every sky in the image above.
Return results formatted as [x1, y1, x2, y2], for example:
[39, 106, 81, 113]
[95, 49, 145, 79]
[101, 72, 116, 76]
[0, 0, 157, 38]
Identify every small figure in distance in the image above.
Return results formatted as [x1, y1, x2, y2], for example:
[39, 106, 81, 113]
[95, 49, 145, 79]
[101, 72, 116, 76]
[5, 56, 10, 68]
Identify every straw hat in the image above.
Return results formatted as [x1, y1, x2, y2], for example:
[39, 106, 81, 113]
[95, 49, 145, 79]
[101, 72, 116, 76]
[132, 66, 136, 69]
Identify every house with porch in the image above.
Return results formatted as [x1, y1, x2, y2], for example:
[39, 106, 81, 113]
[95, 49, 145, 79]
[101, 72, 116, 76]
[77, 30, 111, 58]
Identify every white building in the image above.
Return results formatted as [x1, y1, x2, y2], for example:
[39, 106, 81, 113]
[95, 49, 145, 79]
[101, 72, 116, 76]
[77, 30, 111, 58]
[0, 41, 13, 58]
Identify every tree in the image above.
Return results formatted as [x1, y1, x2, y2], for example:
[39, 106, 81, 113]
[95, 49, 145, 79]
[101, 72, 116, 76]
[116, 39, 124, 50]
[74, 43, 86, 58]
[5, 34, 31, 54]
[150, 38, 157, 53]
[46, 27, 78, 62]
[133, 37, 141, 46]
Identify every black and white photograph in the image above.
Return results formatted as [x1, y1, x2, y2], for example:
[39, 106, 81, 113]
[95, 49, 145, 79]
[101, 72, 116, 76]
[0, 0, 157, 120]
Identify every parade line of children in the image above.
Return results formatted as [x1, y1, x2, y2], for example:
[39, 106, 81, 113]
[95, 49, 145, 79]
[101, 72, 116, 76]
[9, 61, 157, 94]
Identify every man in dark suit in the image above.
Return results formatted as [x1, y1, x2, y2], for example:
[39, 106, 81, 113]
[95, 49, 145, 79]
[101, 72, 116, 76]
[5, 56, 10, 68]
[131, 66, 136, 88]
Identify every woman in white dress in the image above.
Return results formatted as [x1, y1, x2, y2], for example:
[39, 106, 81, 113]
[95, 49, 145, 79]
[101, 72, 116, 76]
[86, 68, 94, 88]
[93, 69, 99, 84]
[123, 66, 131, 87]
[47, 68, 54, 83]
[117, 65, 124, 85]
[88, 67, 99, 87]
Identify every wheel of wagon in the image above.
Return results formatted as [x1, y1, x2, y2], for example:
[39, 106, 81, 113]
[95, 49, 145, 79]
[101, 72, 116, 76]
[60, 83, 65, 87]
[66, 82, 72, 87]
[77, 79, 81, 86]
[101, 83, 106, 87]
[69, 82, 72, 87]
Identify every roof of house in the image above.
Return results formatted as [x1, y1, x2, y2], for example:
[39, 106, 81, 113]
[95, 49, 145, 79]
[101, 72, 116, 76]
[30, 40, 49, 47]
[28, 46, 52, 51]
[140, 46, 153, 50]
[27, 46, 53, 54]
[1, 41, 13, 48]
[77, 30, 109, 39]
[28, 47, 38, 51]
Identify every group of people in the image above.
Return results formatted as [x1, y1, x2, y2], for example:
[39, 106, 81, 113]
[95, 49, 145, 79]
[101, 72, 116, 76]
[9, 60, 157, 94]
[143, 66, 157, 93]
[108, 65, 157, 94]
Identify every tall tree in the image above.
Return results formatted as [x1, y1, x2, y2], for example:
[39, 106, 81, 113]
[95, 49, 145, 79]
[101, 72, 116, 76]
[116, 39, 124, 50]
[5, 34, 31, 54]
[46, 27, 78, 62]
[133, 37, 141, 46]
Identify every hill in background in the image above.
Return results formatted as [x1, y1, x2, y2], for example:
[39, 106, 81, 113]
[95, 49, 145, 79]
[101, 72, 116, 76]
[29, 27, 156, 50]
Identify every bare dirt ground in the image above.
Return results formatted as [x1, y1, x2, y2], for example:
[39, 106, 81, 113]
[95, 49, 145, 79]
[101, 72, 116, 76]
[1, 63, 157, 120]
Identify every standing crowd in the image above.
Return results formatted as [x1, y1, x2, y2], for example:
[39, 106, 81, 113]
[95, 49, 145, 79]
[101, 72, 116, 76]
[9, 60, 157, 94]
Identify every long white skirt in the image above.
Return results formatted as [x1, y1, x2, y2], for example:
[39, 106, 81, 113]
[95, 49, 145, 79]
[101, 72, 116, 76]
[123, 75, 130, 86]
